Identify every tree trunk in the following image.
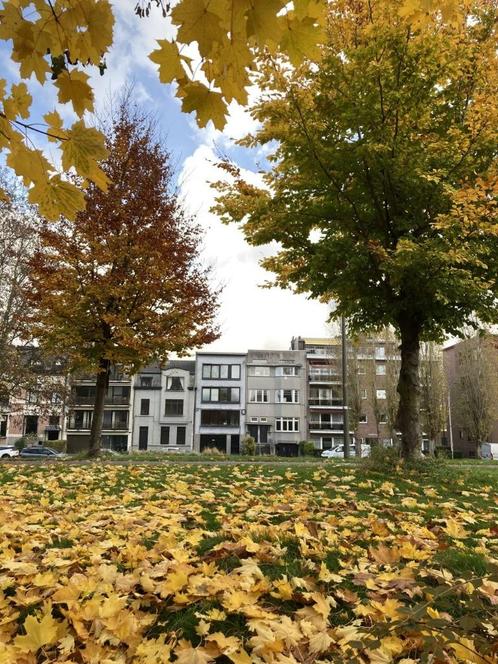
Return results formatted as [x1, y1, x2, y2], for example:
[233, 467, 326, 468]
[88, 358, 110, 458]
[396, 319, 422, 460]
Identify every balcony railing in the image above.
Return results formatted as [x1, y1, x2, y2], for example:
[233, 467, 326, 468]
[309, 422, 344, 431]
[68, 423, 129, 431]
[71, 395, 130, 405]
[309, 374, 340, 382]
[309, 399, 342, 407]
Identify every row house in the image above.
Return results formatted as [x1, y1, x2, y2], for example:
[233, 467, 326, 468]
[130, 360, 195, 452]
[194, 353, 246, 454]
[1, 349, 67, 446]
[246, 349, 307, 456]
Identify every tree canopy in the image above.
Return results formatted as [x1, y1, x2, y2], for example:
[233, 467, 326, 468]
[214, 0, 498, 457]
[0, 0, 473, 218]
[25, 100, 219, 454]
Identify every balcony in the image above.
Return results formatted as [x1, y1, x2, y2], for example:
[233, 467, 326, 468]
[309, 422, 344, 432]
[68, 422, 129, 431]
[309, 374, 340, 383]
[71, 395, 130, 405]
[309, 399, 342, 408]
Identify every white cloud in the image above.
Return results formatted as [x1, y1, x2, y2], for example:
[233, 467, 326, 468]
[179, 144, 331, 352]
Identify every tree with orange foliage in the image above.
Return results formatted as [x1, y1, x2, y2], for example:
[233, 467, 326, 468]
[26, 100, 219, 456]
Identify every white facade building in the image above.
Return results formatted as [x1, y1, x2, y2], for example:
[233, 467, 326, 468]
[131, 360, 195, 452]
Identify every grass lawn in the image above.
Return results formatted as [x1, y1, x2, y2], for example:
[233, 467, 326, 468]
[0, 462, 497, 663]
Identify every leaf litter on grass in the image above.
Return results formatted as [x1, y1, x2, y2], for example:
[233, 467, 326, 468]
[0, 463, 497, 663]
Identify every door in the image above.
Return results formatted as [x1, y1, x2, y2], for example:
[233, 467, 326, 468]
[248, 424, 258, 440]
[231, 434, 240, 455]
[138, 426, 148, 450]
[259, 425, 270, 444]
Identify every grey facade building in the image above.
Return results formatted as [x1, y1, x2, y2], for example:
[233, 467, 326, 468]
[246, 349, 307, 455]
[194, 352, 246, 454]
[131, 360, 195, 452]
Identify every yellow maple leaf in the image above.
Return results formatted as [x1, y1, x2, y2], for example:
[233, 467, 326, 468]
[444, 519, 469, 539]
[61, 120, 109, 190]
[28, 175, 85, 220]
[55, 70, 94, 117]
[149, 40, 186, 84]
[309, 630, 333, 653]
[15, 611, 64, 652]
[179, 81, 227, 130]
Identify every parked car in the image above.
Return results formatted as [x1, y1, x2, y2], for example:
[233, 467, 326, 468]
[321, 444, 370, 458]
[0, 446, 20, 459]
[480, 443, 498, 460]
[20, 446, 67, 459]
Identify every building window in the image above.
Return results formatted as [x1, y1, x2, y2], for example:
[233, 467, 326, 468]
[361, 389, 367, 399]
[248, 389, 269, 403]
[375, 346, 386, 359]
[140, 398, 150, 415]
[160, 426, 170, 445]
[201, 387, 240, 403]
[176, 426, 186, 445]
[247, 366, 270, 377]
[166, 376, 184, 391]
[379, 413, 388, 423]
[139, 426, 148, 450]
[275, 389, 299, 403]
[376, 389, 386, 400]
[140, 376, 152, 387]
[275, 417, 299, 432]
[202, 364, 240, 380]
[70, 410, 92, 429]
[165, 399, 184, 416]
[275, 366, 298, 376]
[358, 365, 366, 375]
[376, 364, 386, 375]
[359, 414, 368, 423]
[201, 409, 240, 427]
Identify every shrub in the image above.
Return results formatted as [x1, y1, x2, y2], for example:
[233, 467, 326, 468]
[364, 443, 401, 472]
[47, 439, 67, 452]
[241, 436, 256, 455]
[14, 434, 39, 450]
[299, 440, 316, 457]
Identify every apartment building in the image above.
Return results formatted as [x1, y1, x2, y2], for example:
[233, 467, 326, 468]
[131, 360, 195, 452]
[1, 349, 67, 445]
[290, 335, 400, 450]
[194, 353, 246, 454]
[444, 335, 498, 458]
[66, 366, 132, 453]
[246, 349, 307, 455]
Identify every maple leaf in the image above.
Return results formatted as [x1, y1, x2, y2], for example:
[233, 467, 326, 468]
[28, 175, 85, 220]
[149, 40, 186, 84]
[15, 611, 64, 652]
[55, 71, 94, 117]
[179, 82, 227, 130]
[61, 121, 109, 190]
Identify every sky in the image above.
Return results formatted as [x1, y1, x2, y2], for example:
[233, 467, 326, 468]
[1, 2, 332, 352]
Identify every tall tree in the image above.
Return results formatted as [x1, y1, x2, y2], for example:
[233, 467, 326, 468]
[0, 1, 469, 219]
[26, 101, 219, 456]
[419, 342, 447, 454]
[215, 0, 498, 459]
[453, 335, 498, 457]
[0, 170, 39, 404]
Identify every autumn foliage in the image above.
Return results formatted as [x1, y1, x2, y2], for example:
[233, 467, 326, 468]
[25, 101, 219, 454]
[0, 463, 497, 662]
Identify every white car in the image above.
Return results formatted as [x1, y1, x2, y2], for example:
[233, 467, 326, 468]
[321, 444, 370, 459]
[0, 446, 20, 459]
